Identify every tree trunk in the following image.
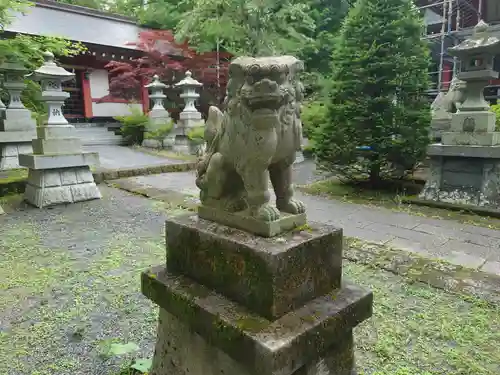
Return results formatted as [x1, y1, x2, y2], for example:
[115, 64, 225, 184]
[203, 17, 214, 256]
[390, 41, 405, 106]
[369, 163, 381, 188]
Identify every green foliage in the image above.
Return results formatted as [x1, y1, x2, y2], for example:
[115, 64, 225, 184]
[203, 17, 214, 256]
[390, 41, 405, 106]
[0, 0, 31, 30]
[99, 341, 140, 359]
[21, 80, 48, 126]
[301, 100, 328, 138]
[130, 358, 153, 373]
[491, 103, 500, 130]
[175, 0, 315, 56]
[144, 120, 174, 148]
[0, 34, 87, 69]
[313, 0, 431, 185]
[0, 34, 86, 124]
[187, 126, 205, 144]
[115, 107, 149, 145]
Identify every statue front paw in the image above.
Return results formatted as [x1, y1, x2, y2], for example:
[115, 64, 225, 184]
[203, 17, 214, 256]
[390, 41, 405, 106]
[255, 204, 280, 222]
[277, 198, 306, 214]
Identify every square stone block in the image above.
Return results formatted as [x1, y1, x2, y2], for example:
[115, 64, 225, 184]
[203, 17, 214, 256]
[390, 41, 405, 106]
[442, 132, 500, 146]
[76, 167, 95, 183]
[24, 184, 73, 207]
[0, 130, 35, 143]
[0, 155, 19, 170]
[37, 125, 77, 140]
[19, 152, 99, 170]
[451, 111, 496, 133]
[3, 109, 36, 131]
[142, 267, 372, 375]
[27, 169, 62, 187]
[166, 214, 343, 320]
[32, 138, 82, 155]
[60, 169, 78, 185]
[70, 182, 102, 202]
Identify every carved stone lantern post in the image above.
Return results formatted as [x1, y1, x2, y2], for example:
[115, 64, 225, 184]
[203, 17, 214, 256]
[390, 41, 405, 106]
[0, 60, 36, 169]
[19, 51, 101, 208]
[142, 74, 172, 148]
[419, 21, 500, 210]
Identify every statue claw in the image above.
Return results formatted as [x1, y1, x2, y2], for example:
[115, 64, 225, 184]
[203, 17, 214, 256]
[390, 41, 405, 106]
[277, 198, 306, 215]
[256, 204, 281, 222]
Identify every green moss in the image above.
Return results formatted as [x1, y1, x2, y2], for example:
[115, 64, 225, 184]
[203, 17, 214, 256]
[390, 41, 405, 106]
[299, 178, 500, 230]
[168, 237, 274, 318]
[234, 316, 269, 333]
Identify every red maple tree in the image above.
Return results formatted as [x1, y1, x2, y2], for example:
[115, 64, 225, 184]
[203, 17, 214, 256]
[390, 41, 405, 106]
[103, 30, 232, 117]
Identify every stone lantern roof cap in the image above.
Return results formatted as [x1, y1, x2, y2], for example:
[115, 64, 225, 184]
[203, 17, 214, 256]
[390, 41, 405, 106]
[28, 51, 75, 82]
[175, 71, 202, 87]
[145, 74, 168, 89]
[0, 60, 28, 73]
[448, 20, 500, 57]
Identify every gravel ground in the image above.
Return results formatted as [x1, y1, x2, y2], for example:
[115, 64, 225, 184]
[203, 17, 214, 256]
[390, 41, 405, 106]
[1, 185, 499, 375]
[0, 187, 170, 375]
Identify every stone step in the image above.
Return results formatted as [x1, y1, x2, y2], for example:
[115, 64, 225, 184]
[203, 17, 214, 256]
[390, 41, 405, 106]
[73, 123, 114, 128]
[82, 138, 125, 146]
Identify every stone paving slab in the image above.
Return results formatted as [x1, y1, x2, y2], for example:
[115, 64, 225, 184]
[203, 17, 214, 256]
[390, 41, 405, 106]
[83, 145, 185, 170]
[116, 169, 500, 276]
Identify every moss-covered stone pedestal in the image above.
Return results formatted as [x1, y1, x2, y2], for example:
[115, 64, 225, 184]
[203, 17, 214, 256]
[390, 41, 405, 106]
[142, 214, 373, 375]
[419, 144, 500, 210]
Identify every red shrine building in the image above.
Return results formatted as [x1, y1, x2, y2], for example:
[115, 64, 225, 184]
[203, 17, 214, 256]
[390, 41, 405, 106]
[4, 0, 151, 122]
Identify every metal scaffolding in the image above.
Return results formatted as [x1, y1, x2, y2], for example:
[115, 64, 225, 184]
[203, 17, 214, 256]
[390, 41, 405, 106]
[418, 0, 482, 94]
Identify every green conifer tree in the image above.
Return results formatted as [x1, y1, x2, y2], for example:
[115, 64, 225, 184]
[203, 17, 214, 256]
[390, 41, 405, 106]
[313, 0, 431, 185]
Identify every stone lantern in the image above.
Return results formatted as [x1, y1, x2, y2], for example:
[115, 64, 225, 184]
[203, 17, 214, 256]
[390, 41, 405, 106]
[419, 21, 500, 210]
[142, 75, 172, 148]
[0, 60, 37, 170]
[441, 19, 500, 145]
[172, 71, 204, 153]
[19, 51, 101, 208]
[175, 70, 203, 129]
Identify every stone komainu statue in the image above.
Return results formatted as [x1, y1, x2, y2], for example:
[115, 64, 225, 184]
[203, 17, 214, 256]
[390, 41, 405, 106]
[431, 77, 467, 115]
[196, 56, 305, 222]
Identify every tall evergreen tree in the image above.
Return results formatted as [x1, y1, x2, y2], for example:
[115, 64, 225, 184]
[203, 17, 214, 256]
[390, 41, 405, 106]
[313, 0, 431, 185]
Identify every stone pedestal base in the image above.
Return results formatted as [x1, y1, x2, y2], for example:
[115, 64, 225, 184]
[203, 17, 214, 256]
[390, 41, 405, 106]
[430, 117, 451, 142]
[142, 215, 372, 375]
[143, 269, 370, 375]
[20, 152, 101, 208]
[0, 142, 33, 169]
[0, 130, 36, 170]
[419, 144, 500, 210]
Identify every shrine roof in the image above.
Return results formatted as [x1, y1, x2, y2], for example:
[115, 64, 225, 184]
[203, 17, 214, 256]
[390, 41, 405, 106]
[4, 0, 148, 50]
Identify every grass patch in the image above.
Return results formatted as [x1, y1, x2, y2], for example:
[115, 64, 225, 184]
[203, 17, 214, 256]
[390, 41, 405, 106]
[1, 192, 499, 375]
[349, 261, 500, 375]
[299, 178, 500, 230]
[132, 145, 197, 162]
[0, 168, 28, 183]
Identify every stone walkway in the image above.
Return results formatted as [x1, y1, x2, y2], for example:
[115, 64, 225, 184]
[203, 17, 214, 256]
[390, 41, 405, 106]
[83, 145, 185, 170]
[116, 163, 500, 276]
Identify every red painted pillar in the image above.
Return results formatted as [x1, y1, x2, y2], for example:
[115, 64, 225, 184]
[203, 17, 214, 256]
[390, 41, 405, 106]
[442, 62, 453, 90]
[81, 70, 93, 119]
[141, 77, 150, 114]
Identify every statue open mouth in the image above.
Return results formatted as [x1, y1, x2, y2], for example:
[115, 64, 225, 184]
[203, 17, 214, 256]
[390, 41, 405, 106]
[245, 94, 282, 120]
